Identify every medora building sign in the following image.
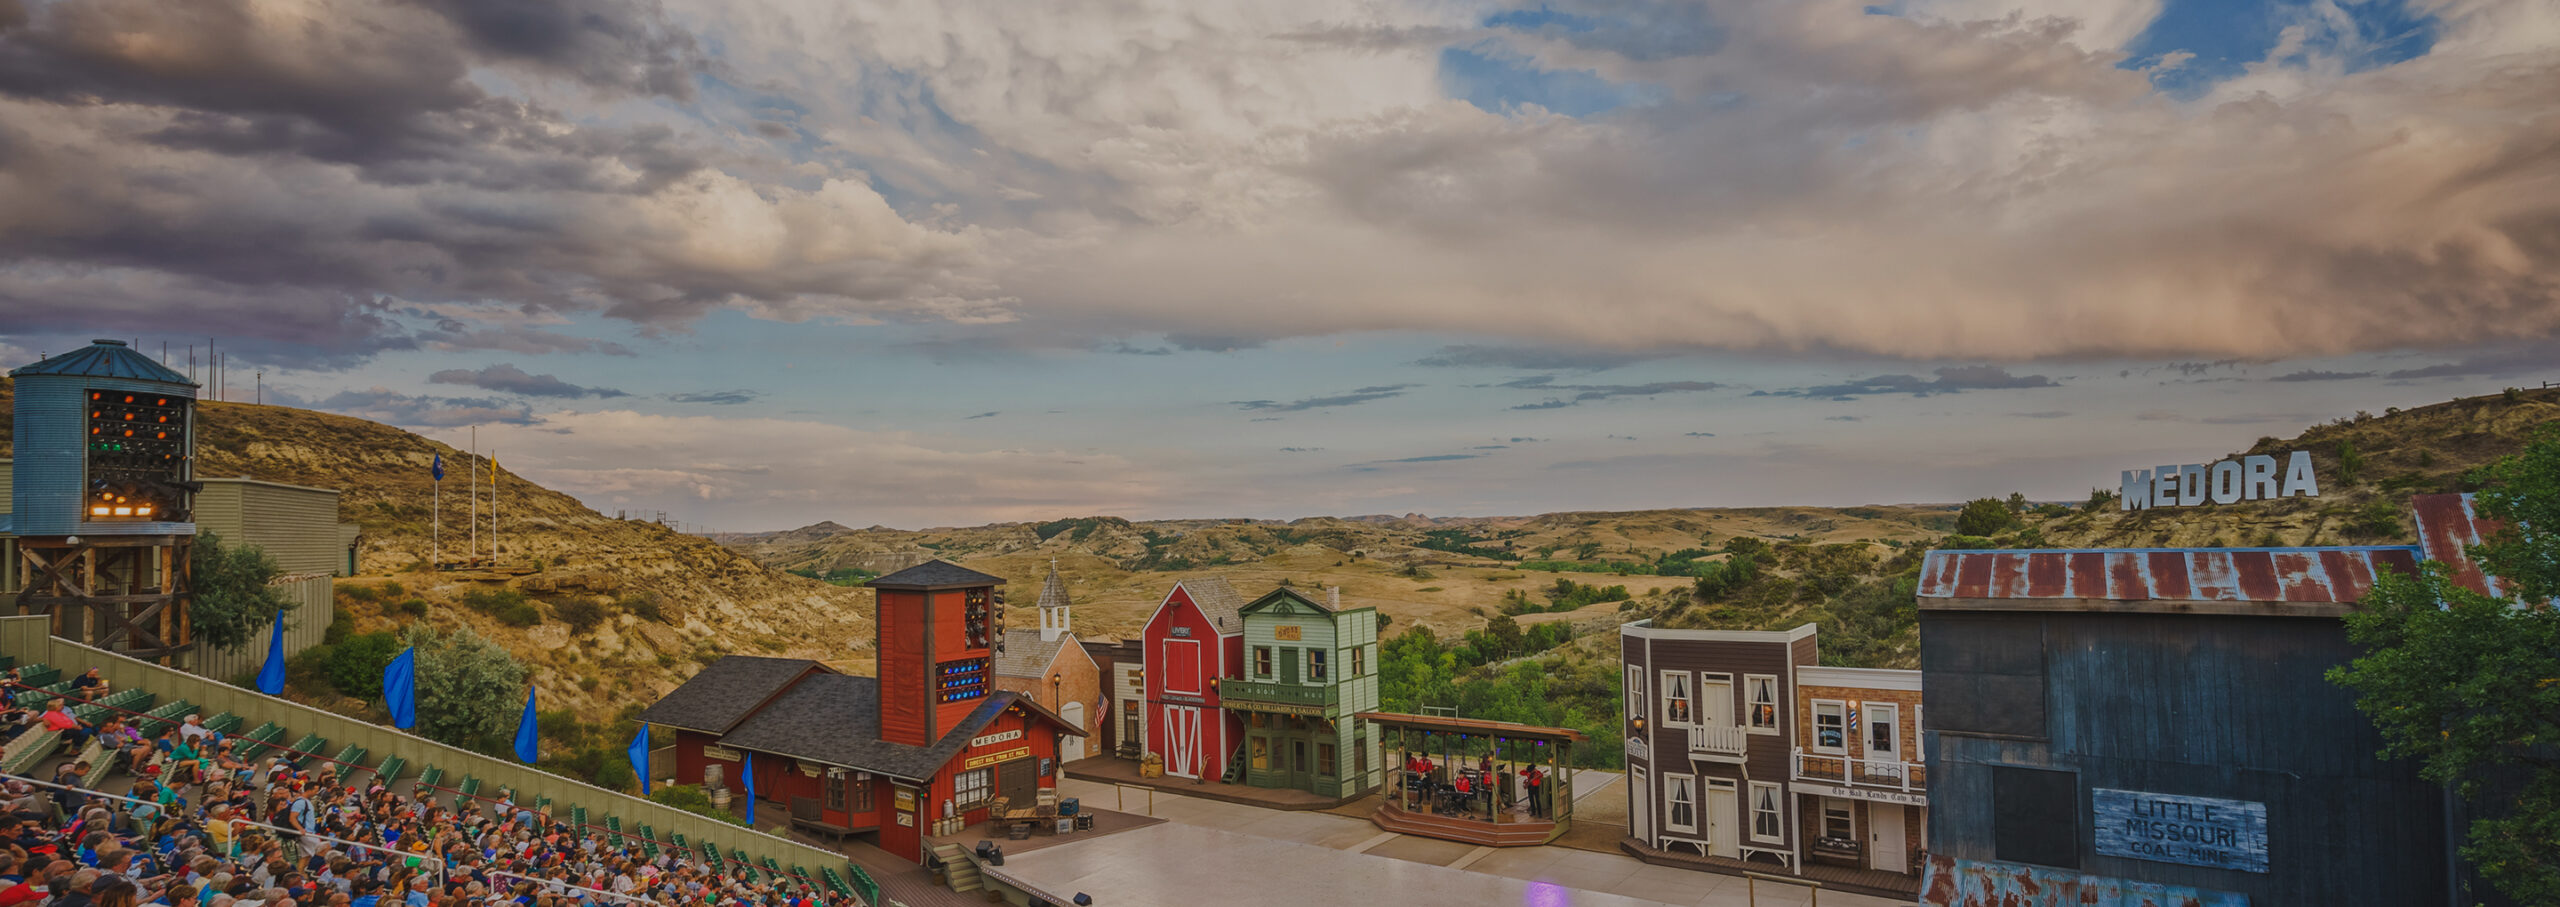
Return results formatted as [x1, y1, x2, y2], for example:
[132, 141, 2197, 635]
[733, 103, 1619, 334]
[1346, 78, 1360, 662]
[2120, 450, 2319, 510]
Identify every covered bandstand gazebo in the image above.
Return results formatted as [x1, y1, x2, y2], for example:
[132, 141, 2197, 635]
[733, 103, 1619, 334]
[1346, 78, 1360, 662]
[1356, 711, 1586, 847]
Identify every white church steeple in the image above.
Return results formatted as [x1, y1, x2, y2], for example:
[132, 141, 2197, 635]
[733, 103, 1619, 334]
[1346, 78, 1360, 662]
[1038, 559, 1072, 643]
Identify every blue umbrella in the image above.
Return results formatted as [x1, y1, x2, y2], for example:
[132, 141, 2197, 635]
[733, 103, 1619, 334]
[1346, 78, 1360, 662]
[254, 609, 287, 695]
[627, 724, 652, 796]
[513, 686, 540, 764]
[383, 647, 418, 729]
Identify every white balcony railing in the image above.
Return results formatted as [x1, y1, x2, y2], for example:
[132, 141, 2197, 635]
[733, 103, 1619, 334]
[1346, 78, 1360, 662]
[1687, 722, 1748, 756]
[1793, 748, 1927, 794]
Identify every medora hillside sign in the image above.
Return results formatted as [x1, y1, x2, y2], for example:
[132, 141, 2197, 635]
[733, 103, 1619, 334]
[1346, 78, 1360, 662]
[2120, 450, 2319, 511]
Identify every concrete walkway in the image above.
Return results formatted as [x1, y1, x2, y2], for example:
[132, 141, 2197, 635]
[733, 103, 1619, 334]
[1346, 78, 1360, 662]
[1048, 776, 1907, 907]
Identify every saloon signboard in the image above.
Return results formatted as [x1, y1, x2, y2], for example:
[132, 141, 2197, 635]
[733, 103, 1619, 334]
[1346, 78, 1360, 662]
[2092, 788, 2269, 873]
[2121, 450, 2319, 510]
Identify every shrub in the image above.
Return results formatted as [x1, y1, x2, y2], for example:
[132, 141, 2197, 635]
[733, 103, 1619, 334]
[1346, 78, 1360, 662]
[393, 598, 429, 618]
[622, 593, 666, 623]
[552, 596, 607, 634]
[380, 580, 405, 597]
[192, 531, 292, 650]
[325, 631, 401, 700]
[2338, 440, 2366, 486]
[1955, 498, 2015, 536]
[339, 585, 384, 604]
[649, 785, 746, 825]
[461, 588, 541, 627]
[2504, 386, 2524, 402]
[404, 626, 528, 750]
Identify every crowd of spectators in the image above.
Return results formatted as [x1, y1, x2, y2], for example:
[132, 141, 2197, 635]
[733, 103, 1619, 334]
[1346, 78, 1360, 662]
[0, 676, 856, 907]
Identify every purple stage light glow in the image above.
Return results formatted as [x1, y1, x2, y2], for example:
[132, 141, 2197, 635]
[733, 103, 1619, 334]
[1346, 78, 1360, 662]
[1525, 881, 1567, 907]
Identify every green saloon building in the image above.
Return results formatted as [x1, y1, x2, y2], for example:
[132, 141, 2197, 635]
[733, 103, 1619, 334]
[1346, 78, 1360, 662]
[1221, 587, 1383, 800]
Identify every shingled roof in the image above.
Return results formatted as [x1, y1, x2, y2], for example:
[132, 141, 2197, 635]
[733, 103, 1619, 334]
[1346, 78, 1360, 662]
[719, 674, 1084, 782]
[868, 559, 1008, 589]
[1034, 564, 1070, 612]
[637, 655, 826, 734]
[993, 628, 1070, 679]
[1171, 575, 1245, 634]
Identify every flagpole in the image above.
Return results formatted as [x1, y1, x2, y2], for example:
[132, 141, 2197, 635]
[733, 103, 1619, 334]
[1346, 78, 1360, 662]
[490, 450, 498, 560]
[469, 427, 479, 564]
[433, 458, 441, 568]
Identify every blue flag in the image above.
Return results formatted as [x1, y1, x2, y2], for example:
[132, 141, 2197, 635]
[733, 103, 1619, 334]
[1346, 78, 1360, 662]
[743, 752, 757, 825]
[513, 686, 540, 764]
[627, 724, 651, 796]
[383, 647, 418, 729]
[431, 453, 444, 482]
[255, 609, 287, 695]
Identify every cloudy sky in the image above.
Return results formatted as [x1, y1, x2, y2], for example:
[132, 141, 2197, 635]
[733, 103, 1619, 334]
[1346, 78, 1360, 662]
[2, 0, 2555, 530]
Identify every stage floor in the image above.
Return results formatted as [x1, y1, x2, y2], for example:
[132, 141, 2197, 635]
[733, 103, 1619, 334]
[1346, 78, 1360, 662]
[987, 822, 1691, 907]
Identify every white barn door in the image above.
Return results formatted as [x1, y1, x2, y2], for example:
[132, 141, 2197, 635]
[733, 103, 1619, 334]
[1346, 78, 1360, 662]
[1061, 701, 1088, 762]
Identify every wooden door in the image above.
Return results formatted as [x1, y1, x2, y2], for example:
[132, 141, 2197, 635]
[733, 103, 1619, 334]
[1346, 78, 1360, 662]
[1700, 677, 1734, 728]
[1165, 705, 1202, 778]
[1061, 701, 1087, 761]
[999, 758, 1036, 807]
[1706, 783, 1740, 858]
[1289, 736, 1311, 790]
[1869, 802, 1906, 873]
[1629, 767, 1650, 842]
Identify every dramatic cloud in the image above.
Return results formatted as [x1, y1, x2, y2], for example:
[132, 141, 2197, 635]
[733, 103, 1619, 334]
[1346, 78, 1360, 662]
[667, 390, 758, 405]
[1234, 385, 1417, 412]
[428, 364, 626, 398]
[964, 411, 1000, 419]
[2383, 342, 2560, 380]
[308, 388, 537, 427]
[8, 0, 2558, 370]
[1761, 365, 2058, 399]
[1416, 345, 1669, 371]
[1497, 376, 1724, 408]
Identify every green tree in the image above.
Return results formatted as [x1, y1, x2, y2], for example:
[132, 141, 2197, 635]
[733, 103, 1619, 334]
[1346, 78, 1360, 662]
[404, 625, 529, 751]
[2329, 424, 2560, 905]
[326, 631, 401, 700]
[191, 531, 292, 650]
[1954, 497, 2015, 537]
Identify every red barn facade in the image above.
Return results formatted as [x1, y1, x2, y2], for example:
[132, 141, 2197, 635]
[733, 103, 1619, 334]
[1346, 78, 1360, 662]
[639, 560, 1084, 863]
[1140, 577, 1246, 781]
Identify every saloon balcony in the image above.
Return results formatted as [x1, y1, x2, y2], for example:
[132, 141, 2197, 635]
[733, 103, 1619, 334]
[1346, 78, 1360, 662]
[1219, 679, 1339, 717]
[1686, 722, 1748, 761]
[1793, 749, 1928, 799]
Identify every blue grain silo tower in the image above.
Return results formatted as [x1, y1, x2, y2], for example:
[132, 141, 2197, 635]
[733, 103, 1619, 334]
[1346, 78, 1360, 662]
[8, 339, 200, 658]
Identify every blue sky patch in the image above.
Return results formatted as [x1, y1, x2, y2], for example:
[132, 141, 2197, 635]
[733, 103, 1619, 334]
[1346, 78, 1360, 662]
[2123, 0, 2438, 97]
[1438, 46, 1658, 117]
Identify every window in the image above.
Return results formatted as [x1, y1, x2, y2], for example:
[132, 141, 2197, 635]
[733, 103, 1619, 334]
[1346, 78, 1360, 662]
[1309, 648, 1328, 682]
[1665, 774, 1697, 833]
[849, 778, 873, 812]
[1355, 730, 1369, 774]
[1255, 646, 1273, 677]
[1746, 674, 1780, 733]
[1866, 702, 1901, 762]
[1992, 766, 2079, 868]
[826, 772, 847, 810]
[1625, 667, 1645, 723]
[1821, 798, 1853, 840]
[1318, 743, 1336, 777]
[1351, 645, 1365, 677]
[1812, 701, 1848, 754]
[953, 769, 992, 809]
[1749, 781, 1783, 843]
[1251, 737, 1270, 770]
[1661, 671, 1693, 726]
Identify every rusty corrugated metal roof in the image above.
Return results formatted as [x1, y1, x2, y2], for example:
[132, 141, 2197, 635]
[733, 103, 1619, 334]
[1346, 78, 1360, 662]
[2409, 493, 2505, 598]
[1918, 545, 2422, 605]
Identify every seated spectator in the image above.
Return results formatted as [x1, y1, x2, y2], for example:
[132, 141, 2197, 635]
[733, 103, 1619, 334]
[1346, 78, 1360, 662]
[70, 669, 109, 701]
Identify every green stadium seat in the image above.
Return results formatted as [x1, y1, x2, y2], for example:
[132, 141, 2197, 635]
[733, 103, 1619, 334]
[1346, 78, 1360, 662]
[138, 699, 192, 735]
[569, 806, 587, 838]
[204, 713, 243, 736]
[373, 755, 406, 784]
[18, 680, 74, 710]
[331, 745, 367, 782]
[415, 766, 444, 790]
[0, 656, 18, 671]
[457, 776, 482, 803]
[604, 815, 622, 839]
[284, 733, 327, 766]
[235, 722, 286, 761]
[819, 867, 852, 898]
[18, 665, 60, 688]
[0, 730, 61, 775]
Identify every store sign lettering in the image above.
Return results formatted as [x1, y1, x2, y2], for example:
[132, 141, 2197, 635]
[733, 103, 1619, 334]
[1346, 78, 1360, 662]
[1275, 626, 1302, 641]
[963, 746, 1032, 771]
[2121, 451, 2317, 510]
[971, 729, 1023, 748]
[2092, 789, 2268, 873]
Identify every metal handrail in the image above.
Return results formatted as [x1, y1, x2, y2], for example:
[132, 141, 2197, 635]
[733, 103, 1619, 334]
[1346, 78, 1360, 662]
[484, 870, 666, 907]
[0, 771, 449, 888]
[5, 681, 377, 780]
[1791, 747, 1926, 793]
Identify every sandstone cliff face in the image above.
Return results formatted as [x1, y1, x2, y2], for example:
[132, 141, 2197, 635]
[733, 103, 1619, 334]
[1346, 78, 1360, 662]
[0, 379, 873, 723]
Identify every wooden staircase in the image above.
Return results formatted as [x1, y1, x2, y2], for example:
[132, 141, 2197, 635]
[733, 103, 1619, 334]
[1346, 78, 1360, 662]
[932, 843, 983, 893]
[1368, 802, 1561, 847]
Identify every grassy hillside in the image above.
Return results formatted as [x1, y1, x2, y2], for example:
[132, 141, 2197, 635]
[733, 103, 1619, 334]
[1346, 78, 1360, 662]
[0, 377, 872, 726]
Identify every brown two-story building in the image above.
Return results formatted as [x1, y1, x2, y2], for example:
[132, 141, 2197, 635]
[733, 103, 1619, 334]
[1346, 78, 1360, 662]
[1620, 620, 1927, 899]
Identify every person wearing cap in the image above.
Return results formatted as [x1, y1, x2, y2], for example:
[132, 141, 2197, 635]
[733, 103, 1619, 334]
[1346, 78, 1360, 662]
[70, 668, 109, 700]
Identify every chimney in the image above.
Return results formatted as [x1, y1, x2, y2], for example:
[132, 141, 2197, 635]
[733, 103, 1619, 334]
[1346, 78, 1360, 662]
[1329, 586, 1340, 609]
